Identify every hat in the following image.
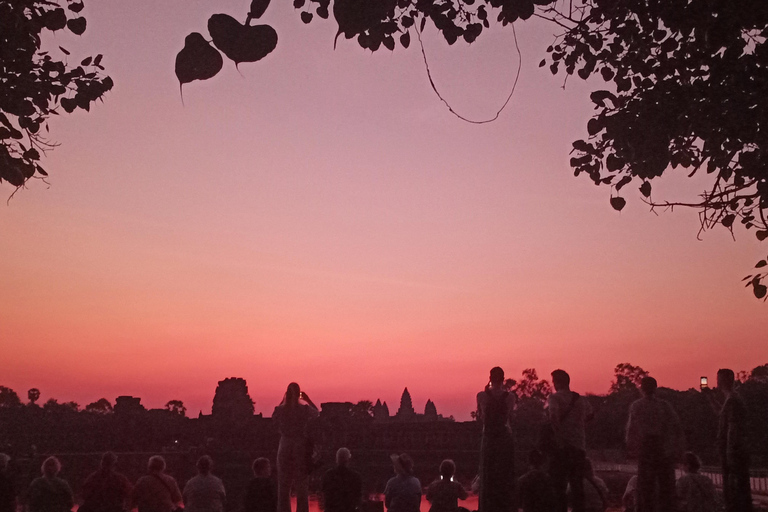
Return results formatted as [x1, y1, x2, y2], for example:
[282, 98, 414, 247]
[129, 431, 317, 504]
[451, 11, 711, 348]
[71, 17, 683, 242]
[390, 453, 414, 475]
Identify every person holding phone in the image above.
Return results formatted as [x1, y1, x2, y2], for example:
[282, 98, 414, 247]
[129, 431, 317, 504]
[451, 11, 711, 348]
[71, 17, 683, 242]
[273, 383, 319, 512]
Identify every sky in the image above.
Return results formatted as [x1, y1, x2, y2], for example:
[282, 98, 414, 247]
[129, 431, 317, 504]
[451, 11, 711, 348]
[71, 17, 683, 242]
[1, 1, 766, 421]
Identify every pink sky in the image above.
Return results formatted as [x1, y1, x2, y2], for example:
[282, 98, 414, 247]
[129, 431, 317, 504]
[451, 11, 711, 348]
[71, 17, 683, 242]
[1, 1, 766, 420]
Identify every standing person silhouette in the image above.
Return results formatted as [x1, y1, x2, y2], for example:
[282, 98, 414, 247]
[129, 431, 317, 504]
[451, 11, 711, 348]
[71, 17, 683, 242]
[273, 382, 319, 512]
[476, 367, 516, 512]
[546, 369, 593, 512]
[0, 454, 16, 512]
[716, 369, 753, 512]
[625, 377, 684, 512]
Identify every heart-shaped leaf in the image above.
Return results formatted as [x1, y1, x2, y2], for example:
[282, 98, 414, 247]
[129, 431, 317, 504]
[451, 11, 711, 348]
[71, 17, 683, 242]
[610, 196, 626, 211]
[67, 17, 87, 35]
[250, 0, 271, 19]
[208, 14, 278, 66]
[44, 9, 67, 31]
[175, 32, 224, 88]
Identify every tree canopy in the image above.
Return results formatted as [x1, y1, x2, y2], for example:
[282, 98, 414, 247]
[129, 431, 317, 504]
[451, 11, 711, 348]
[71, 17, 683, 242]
[4, 0, 767, 297]
[175, 0, 768, 297]
[85, 397, 113, 414]
[165, 399, 187, 417]
[610, 362, 650, 393]
[0, 0, 112, 188]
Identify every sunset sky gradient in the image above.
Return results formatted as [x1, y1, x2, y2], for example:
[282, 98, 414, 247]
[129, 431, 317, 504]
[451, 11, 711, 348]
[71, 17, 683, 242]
[1, 1, 766, 420]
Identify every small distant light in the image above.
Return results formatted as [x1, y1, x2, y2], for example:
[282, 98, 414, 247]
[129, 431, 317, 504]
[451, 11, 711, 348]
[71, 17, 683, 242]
[700, 376, 708, 389]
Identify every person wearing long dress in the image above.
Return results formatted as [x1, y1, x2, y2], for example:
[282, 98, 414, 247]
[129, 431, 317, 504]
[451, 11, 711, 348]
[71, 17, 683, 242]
[476, 367, 516, 512]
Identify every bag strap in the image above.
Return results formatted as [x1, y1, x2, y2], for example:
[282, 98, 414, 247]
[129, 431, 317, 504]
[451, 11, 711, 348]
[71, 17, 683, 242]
[150, 473, 174, 499]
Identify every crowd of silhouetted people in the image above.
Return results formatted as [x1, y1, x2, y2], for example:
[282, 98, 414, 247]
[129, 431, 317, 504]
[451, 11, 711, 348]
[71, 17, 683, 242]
[0, 368, 757, 512]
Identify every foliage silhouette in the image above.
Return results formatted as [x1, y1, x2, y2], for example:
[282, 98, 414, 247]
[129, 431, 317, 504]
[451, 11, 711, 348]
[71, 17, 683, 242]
[176, 0, 768, 297]
[0, 0, 112, 188]
[85, 398, 113, 414]
[165, 399, 187, 417]
[609, 363, 649, 394]
[0, 386, 22, 408]
[28, 388, 41, 405]
[350, 399, 374, 421]
[174, 12, 278, 91]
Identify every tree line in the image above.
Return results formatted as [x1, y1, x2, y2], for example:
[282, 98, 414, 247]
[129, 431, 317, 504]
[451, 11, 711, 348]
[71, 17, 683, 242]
[1, 365, 766, 468]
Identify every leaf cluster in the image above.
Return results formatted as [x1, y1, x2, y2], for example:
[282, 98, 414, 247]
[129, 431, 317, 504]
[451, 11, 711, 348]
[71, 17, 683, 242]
[175, 0, 278, 90]
[543, 0, 768, 293]
[0, 0, 112, 188]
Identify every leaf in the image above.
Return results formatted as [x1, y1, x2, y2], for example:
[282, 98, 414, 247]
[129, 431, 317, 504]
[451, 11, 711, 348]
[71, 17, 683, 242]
[59, 46, 70, 55]
[420, 16, 427, 32]
[610, 196, 626, 211]
[383, 35, 395, 51]
[400, 32, 410, 48]
[590, 90, 617, 108]
[44, 9, 67, 31]
[67, 17, 87, 35]
[208, 14, 278, 65]
[68, 1, 85, 13]
[81, 57, 92, 66]
[539, 59, 546, 68]
[754, 283, 767, 299]
[756, 231, 768, 241]
[606, 154, 624, 172]
[60, 97, 77, 113]
[615, 176, 632, 191]
[587, 118, 602, 136]
[721, 214, 735, 228]
[301, 11, 313, 23]
[23, 148, 41, 161]
[639, 181, 651, 198]
[756, 260, 767, 268]
[175, 33, 224, 87]
[250, 0, 271, 19]
[94, 54, 103, 66]
[572, 140, 591, 153]
[600, 67, 614, 81]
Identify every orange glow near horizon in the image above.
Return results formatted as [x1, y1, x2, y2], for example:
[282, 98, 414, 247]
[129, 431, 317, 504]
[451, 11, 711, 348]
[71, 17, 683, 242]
[2, 1, 767, 420]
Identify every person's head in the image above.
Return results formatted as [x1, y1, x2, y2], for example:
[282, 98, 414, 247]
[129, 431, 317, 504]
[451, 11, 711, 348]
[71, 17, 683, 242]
[527, 449, 546, 469]
[196, 455, 213, 475]
[252, 457, 271, 478]
[147, 455, 166, 473]
[717, 369, 735, 392]
[0, 454, 10, 473]
[640, 376, 658, 397]
[489, 367, 505, 387]
[551, 369, 570, 391]
[100, 451, 117, 470]
[336, 448, 352, 467]
[439, 459, 455, 480]
[41, 456, 61, 478]
[285, 382, 301, 406]
[683, 452, 702, 474]
[391, 453, 414, 476]
[583, 458, 595, 477]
